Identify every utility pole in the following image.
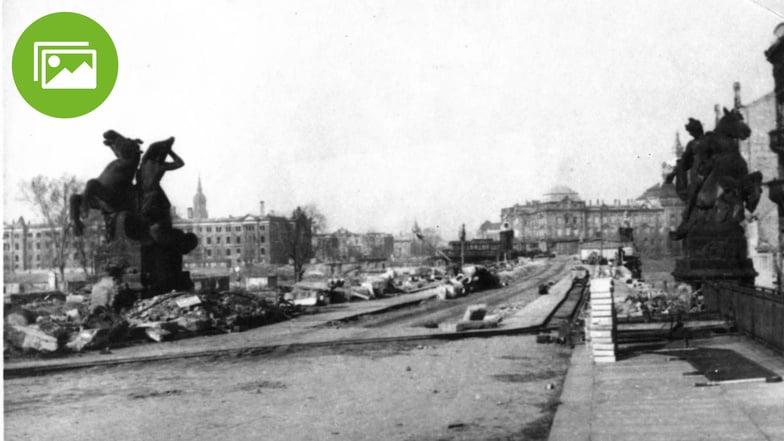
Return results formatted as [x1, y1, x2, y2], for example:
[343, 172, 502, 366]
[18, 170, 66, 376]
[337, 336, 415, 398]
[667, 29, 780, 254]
[599, 201, 605, 259]
[459, 223, 466, 271]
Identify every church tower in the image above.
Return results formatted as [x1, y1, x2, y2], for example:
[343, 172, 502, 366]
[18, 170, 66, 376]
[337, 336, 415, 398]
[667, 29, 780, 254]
[192, 176, 208, 220]
[673, 131, 684, 158]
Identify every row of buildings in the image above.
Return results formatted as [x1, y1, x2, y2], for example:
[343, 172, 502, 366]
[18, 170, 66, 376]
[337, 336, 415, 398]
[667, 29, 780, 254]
[312, 224, 445, 263]
[4, 177, 444, 275]
[3, 182, 299, 274]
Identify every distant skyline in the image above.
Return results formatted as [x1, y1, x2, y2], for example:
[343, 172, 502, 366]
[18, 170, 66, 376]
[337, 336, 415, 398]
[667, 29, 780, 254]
[3, 0, 784, 239]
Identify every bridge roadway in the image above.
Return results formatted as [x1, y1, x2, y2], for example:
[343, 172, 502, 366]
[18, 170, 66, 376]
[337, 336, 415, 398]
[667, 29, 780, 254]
[5, 257, 575, 378]
[549, 335, 784, 441]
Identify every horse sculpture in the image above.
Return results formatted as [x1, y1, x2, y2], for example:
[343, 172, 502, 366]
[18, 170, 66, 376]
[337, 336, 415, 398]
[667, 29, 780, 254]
[670, 108, 762, 239]
[695, 108, 761, 224]
[72, 130, 199, 295]
[70, 130, 143, 238]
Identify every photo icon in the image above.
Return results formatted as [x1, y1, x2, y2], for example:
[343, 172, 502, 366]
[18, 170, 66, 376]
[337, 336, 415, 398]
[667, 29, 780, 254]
[34, 42, 97, 89]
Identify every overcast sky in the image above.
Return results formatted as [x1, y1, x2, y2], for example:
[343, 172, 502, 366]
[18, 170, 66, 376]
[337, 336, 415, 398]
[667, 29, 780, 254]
[3, 0, 784, 239]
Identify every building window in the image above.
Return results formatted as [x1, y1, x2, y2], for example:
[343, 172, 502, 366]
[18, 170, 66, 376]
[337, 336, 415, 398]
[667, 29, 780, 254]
[216, 227, 222, 232]
[235, 226, 241, 232]
[216, 237, 221, 244]
[260, 247, 265, 255]
[260, 226, 265, 231]
[236, 237, 241, 244]
[236, 248, 241, 255]
[260, 236, 265, 243]
[197, 226, 203, 232]
[206, 237, 212, 244]
[226, 236, 231, 244]
[15, 255, 19, 261]
[226, 249, 230, 256]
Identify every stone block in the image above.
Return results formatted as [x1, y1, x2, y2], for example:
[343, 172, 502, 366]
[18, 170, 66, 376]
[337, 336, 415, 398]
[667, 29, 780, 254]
[6, 324, 59, 352]
[536, 333, 553, 344]
[66, 328, 110, 351]
[175, 316, 210, 332]
[455, 319, 500, 332]
[590, 279, 613, 293]
[463, 304, 487, 321]
[90, 276, 117, 312]
[589, 330, 613, 339]
[592, 343, 616, 351]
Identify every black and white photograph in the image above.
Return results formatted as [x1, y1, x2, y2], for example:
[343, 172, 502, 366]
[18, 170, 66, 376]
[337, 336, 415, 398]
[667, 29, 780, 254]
[3, 1, 784, 440]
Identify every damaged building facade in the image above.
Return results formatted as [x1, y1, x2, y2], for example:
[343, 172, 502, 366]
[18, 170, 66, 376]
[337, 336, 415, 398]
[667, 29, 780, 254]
[313, 229, 394, 262]
[173, 181, 297, 268]
[500, 184, 684, 257]
[3, 217, 102, 273]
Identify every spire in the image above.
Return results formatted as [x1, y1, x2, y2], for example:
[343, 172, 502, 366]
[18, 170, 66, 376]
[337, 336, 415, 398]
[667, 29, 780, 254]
[674, 131, 684, 157]
[192, 176, 208, 219]
[733, 81, 742, 109]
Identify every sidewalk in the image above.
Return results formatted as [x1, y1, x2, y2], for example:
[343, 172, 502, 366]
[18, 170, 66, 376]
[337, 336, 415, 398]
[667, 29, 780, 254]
[549, 335, 784, 441]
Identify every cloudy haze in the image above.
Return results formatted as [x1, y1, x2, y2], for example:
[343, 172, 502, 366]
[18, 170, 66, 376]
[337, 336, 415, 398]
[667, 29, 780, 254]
[3, 0, 783, 239]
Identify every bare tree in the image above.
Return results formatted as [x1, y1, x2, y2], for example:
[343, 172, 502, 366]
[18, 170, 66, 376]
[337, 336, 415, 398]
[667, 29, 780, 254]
[18, 175, 83, 289]
[74, 210, 105, 276]
[301, 203, 327, 235]
[286, 207, 314, 282]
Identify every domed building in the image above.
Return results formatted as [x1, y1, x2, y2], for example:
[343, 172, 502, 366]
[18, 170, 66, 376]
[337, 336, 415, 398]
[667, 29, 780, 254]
[500, 183, 683, 257]
[542, 185, 581, 203]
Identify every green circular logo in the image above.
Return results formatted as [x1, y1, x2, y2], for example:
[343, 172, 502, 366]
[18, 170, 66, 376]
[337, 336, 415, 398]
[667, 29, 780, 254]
[12, 12, 118, 118]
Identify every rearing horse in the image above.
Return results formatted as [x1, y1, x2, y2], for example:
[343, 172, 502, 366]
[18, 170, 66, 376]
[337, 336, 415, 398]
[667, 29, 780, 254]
[696, 107, 761, 224]
[70, 130, 142, 237]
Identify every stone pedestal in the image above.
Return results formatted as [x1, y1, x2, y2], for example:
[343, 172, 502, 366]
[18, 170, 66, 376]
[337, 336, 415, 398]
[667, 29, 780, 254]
[141, 243, 193, 296]
[673, 222, 756, 286]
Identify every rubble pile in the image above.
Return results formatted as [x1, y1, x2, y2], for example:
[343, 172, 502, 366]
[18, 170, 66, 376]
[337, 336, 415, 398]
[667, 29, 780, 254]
[127, 291, 293, 334]
[615, 280, 704, 321]
[4, 290, 296, 356]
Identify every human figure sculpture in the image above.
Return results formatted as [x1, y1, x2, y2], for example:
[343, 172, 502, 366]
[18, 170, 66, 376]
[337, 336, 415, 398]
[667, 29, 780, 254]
[667, 119, 708, 239]
[71, 130, 198, 296]
[70, 130, 143, 238]
[135, 137, 197, 253]
[669, 109, 761, 240]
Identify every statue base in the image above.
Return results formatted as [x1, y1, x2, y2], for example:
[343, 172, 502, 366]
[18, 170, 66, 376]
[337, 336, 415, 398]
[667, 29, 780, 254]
[141, 243, 193, 297]
[672, 222, 756, 286]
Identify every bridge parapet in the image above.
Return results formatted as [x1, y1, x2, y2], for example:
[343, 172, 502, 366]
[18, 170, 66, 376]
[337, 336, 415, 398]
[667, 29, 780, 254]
[703, 282, 784, 353]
